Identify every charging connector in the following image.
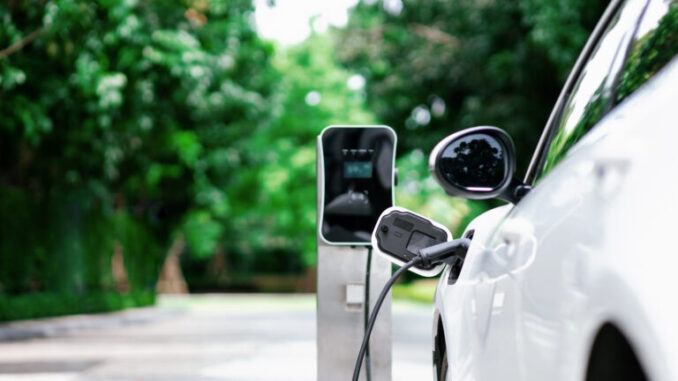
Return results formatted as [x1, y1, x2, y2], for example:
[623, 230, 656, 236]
[363, 246, 372, 381]
[418, 238, 471, 268]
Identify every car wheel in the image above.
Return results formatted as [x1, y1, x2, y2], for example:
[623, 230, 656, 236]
[438, 350, 448, 381]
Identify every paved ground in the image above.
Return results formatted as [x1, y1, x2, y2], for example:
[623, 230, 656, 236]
[0, 294, 434, 380]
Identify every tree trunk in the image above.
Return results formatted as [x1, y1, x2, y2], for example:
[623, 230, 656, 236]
[207, 244, 229, 285]
[111, 241, 129, 292]
[156, 234, 189, 294]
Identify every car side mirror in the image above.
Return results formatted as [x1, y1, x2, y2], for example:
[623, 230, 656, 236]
[428, 126, 530, 204]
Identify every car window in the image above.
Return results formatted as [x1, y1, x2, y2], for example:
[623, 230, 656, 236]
[615, 1, 678, 104]
[539, 0, 646, 178]
[539, 0, 678, 180]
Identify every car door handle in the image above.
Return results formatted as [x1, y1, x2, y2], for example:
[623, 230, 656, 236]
[593, 152, 630, 177]
[592, 150, 632, 198]
[585, 134, 637, 195]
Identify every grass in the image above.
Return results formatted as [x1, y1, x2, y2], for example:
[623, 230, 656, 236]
[0, 291, 155, 322]
[391, 279, 438, 304]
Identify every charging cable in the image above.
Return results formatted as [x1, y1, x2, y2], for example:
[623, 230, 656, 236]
[363, 246, 372, 381]
[352, 238, 471, 381]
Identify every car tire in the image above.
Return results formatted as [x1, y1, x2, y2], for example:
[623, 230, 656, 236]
[438, 350, 448, 381]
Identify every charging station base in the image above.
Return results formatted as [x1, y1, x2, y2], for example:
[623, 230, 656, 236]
[316, 243, 392, 381]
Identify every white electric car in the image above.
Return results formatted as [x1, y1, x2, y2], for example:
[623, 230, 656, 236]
[429, 0, 678, 380]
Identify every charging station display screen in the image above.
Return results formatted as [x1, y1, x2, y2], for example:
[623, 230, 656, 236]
[344, 161, 373, 178]
[320, 127, 395, 244]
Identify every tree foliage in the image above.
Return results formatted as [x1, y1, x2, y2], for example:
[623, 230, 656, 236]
[335, 0, 608, 175]
[0, 0, 380, 299]
[224, 32, 378, 273]
[0, 0, 278, 299]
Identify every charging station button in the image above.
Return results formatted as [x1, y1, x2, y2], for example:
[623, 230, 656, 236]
[346, 283, 365, 308]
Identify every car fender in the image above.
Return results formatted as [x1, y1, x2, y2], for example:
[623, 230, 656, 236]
[433, 204, 512, 380]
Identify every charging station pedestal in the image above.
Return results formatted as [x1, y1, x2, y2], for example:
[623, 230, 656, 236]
[317, 125, 396, 381]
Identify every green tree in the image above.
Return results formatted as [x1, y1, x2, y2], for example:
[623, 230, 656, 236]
[233, 32, 378, 272]
[0, 0, 279, 315]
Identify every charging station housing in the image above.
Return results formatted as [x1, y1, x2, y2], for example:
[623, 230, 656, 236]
[317, 125, 396, 381]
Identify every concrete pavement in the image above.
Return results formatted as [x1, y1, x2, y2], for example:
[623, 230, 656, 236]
[0, 294, 434, 380]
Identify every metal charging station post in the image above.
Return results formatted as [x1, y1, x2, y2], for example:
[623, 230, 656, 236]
[316, 125, 396, 381]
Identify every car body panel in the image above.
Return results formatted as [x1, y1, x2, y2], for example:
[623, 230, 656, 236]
[433, 204, 512, 380]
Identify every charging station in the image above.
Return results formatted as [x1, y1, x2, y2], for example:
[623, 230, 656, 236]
[317, 125, 396, 381]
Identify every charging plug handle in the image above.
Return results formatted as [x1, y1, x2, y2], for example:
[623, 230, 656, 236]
[417, 238, 471, 268]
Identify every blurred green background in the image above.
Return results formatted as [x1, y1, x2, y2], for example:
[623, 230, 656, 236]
[0, 0, 606, 321]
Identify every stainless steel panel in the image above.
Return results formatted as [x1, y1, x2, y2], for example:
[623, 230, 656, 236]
[316, 243, 392, 381]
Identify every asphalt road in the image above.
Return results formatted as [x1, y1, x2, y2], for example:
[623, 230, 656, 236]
[0, 294, 434, 381]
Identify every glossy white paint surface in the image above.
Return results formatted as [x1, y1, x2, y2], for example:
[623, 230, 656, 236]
[434, 48, 678, 381]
